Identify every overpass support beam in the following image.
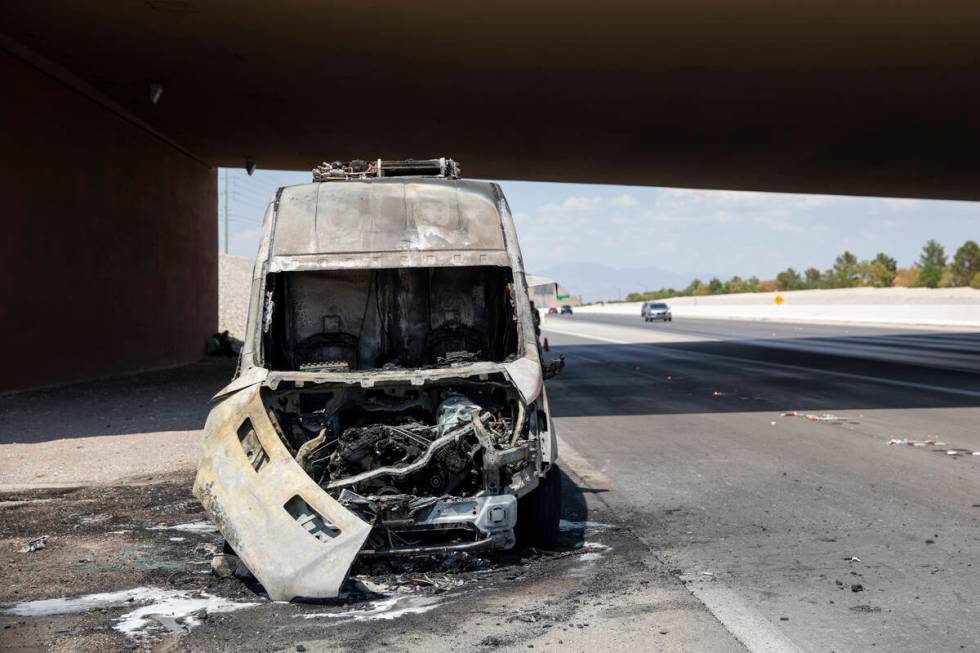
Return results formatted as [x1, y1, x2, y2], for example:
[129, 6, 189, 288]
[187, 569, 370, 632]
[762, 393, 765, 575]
[0, 46, 217, 393]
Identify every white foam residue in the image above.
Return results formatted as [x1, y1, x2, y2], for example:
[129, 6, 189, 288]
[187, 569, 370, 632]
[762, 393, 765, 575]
[147, 521, 219, 534]
[301, 595, 442, 622]
[575, 541, 611, 563]
[559, 519, 613, 532]
[115, 592, 256, 636]
[1, 587, 257, 638]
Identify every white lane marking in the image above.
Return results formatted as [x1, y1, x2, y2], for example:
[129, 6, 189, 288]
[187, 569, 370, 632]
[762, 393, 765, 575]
[682, 583, 806, 653]
[557, 435, 804, 653]
[543, 326, 630, 344]
[543, 326, 980, 399]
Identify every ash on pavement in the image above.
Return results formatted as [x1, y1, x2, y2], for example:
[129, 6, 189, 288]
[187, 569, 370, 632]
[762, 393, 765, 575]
[0, 468, 741, 652]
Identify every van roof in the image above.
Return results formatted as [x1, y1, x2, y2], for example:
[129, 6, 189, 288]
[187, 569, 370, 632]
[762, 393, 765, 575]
[268, 178, 509, 270]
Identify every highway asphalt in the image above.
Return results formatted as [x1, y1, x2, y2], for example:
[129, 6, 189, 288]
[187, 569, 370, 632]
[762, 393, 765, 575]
[543, 314, 980, 652]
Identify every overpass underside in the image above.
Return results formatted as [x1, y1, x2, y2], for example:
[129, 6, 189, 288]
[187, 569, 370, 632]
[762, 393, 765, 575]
[1, 1, 978, 391]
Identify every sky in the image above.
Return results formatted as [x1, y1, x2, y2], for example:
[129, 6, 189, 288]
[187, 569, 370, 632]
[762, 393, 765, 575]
[218, 168, 977, 296]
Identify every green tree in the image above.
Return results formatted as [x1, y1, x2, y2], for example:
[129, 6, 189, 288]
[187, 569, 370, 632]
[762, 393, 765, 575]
[775, 267, 804, 291]
[861, 260, 892, 287]
[915, 239, 947, 288]
[873, 252, 897, 275]
[832, 251, 861, 288]
[803, 267, 822, 288]
[708, 277, 724, 294]
[683, 278, 703, 296]
[950, 240, 980, 286]
[860, 253, 896, 287]
[724, 276, 750, 294]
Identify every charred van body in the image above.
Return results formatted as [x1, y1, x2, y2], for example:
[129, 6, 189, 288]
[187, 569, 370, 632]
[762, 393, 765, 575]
[193, 159, 561, 601]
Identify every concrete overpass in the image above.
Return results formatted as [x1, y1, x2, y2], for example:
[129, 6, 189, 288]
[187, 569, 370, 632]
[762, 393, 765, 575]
[2, 1, 978, 391]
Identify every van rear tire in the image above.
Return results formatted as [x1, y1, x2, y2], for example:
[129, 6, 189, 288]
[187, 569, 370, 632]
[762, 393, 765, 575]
[515, 465, 562, 550]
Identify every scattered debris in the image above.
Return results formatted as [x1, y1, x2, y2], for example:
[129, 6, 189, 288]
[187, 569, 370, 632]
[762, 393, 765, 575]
[941, 448, 976, 457]
[523, 545, 608, 561]
[781, 412, 855, 423]
[806, 413, 849, 423]
[210, 554, 239, 579]
[17, 535, 48, 553]
[844, 556, 862, 563]
[888, 438, 945, 447]
[147, 521, 219, 534]
[850, 604, 882, 613]
[851, 584, 864, 592]
[888, 439, 979, 457]
[193, 542, 220, 559]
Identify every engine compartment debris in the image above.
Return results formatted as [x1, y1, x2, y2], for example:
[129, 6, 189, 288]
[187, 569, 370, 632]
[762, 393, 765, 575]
[17, 535, 48, 553]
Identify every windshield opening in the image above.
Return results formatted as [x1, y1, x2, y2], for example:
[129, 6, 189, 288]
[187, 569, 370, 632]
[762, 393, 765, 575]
[261, 266, 518, 372]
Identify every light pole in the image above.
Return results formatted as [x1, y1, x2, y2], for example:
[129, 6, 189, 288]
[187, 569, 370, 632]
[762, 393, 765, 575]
[223, 169, 229, 254]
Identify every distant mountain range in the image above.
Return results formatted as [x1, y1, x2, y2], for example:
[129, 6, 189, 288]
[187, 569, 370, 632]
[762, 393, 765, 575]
[534, 262, 696, 303]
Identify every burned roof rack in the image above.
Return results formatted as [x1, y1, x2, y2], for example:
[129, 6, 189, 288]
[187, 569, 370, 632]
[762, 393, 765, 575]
[313, 157, 460, 182]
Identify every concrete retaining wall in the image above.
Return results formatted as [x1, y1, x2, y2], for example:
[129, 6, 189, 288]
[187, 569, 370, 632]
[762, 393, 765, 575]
[575, 287, 980, 328]
[1, 48, 217, 391]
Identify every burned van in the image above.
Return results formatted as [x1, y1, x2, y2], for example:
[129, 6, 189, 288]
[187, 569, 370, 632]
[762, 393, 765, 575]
[193, 158, 560, 601]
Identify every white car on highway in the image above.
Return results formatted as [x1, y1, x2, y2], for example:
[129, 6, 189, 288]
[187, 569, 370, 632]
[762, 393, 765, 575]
[642, 301, 672, 322]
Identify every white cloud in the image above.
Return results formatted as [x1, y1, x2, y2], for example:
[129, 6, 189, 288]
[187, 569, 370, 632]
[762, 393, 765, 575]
[879, 198, 924, 211]
[505, 182, 977, 278]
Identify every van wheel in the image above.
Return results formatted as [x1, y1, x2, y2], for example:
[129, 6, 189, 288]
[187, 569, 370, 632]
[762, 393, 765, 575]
[515, 465, 562, 550]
